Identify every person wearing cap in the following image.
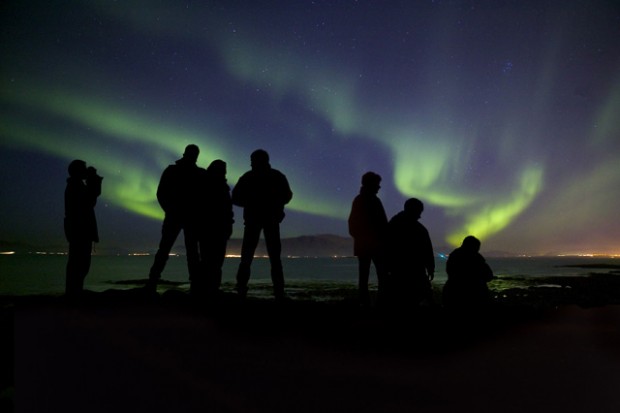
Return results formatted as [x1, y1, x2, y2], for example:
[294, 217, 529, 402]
[348, 171, 389, 307]
[443, 235, 494, 310]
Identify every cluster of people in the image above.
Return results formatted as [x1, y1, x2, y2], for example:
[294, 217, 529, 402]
[143, 144, 236, 299]
[64, 145, 292, 301]
[143, 146, 292, 300]
[64, 148, 493, 309]
[348, 171, 494, 311]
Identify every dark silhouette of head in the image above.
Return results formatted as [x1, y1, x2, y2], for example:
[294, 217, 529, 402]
[361, 171, 381, 194]
[183, 144, 200, 163]
[68, 160, 87, 179]
[404, 198, 424, 219]
[250, 149, 270, 170]
[461, 235, 481, 253]
[207, 159, 227, 178]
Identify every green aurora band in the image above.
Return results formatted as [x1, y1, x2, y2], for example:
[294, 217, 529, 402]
[1, 1, 619, 252]
[0, 81, 347, 223]
[217, 31, 548, 246]
[1, 53, 547, 247]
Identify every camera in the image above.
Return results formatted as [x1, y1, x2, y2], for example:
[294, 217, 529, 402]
[86, 166, 103, 182]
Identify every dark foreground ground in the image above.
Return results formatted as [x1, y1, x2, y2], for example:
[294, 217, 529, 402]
[3, 271, 620, 413]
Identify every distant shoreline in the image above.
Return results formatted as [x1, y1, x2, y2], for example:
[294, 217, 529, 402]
[2, 234, 619, 258]
[558, 263, 620, 270]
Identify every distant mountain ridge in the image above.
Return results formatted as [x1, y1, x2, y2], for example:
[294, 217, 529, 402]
[258, 234, 353, 257]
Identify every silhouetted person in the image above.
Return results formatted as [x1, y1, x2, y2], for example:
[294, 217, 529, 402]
[443, 235, 494, 310]
[387, 198, 435, 308]
[64, 160, 102, 299]
[348, 172, 388, 307]
[189, 159, 234, 298]
[232, 149, 292, 300]
[146, 145, 202, 291]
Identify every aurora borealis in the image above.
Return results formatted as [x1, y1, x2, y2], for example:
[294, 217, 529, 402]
[1, 1, 619, 255]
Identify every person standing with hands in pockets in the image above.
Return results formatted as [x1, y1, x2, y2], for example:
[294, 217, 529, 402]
[232, 149, 292, 301]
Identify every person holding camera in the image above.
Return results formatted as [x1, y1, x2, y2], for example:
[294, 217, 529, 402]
[64, 160, 103, 299]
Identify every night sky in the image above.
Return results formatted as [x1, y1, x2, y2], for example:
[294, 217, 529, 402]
[1, 0, 619, 255]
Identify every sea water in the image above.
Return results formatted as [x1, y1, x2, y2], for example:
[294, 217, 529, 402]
[0, 253, 618, 296]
